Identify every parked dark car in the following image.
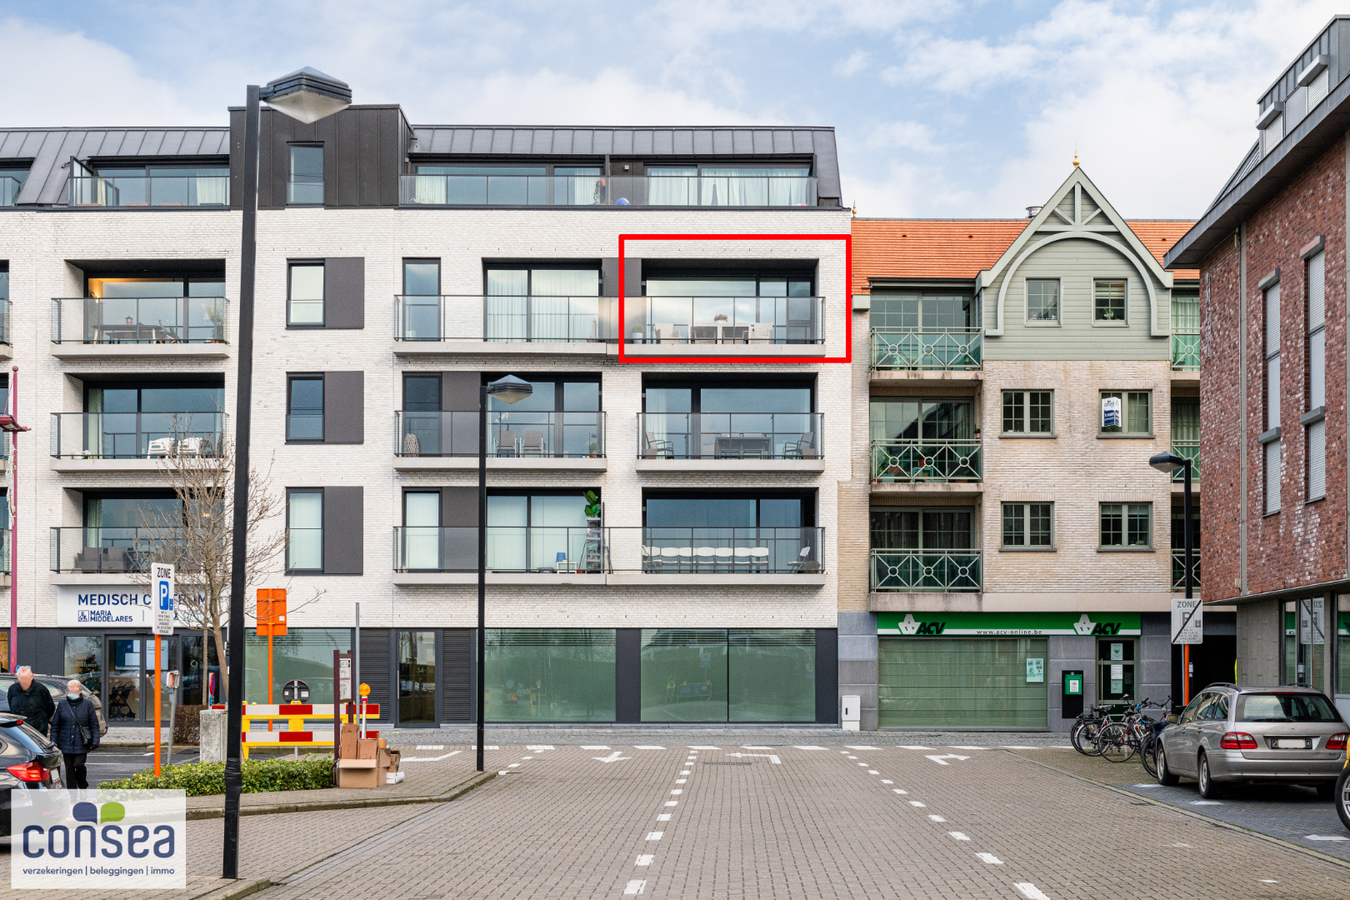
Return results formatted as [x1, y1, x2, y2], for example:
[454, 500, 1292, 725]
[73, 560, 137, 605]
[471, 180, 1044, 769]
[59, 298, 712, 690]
[0, 714, 63, 837]
[0, 674, 108, 736]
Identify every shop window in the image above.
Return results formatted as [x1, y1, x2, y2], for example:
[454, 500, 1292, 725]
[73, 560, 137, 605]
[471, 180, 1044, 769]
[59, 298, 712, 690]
[640, 629, 728, 722]
[244, 628, 350, 704]
[1001, 391, 1052, 435]
[1284, 598, 1328, 691]
[1097, 638, 1135, 702]
[877, 637, 1048, 728]
[65, 638, 104, 700]
[728, 629, 815, 722]
[485, 629, 616, 722]
[1099, 390, 1151, 435]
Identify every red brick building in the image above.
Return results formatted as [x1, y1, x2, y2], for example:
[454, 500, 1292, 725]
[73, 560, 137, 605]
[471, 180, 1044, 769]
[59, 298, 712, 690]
[1168, 17, 1350, 716]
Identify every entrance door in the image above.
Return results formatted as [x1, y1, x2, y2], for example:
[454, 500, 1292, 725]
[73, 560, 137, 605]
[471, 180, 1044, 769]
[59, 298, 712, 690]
[104, 635, 179, 723]
[397, 631, 438, 725]
[1097, 638, 1135, 703]
[1285, 598, 1328, 689]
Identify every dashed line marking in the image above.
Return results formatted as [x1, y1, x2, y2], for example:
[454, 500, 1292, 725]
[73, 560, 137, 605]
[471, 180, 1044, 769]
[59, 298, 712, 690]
[899, 745, 933, 750]
[977, 853, 1003, 865]
[670, 789, 682, 795]
[645, 832, 664, 841]
[892, 789, 908, 795]
[664, 801, 678, 807]
[868, 770, 879, 775]
[1307, 834, 1350, 841]
[950, 746, 985, 750]
[845, 745, 879, 750]
[948, 832, 970, 841]
[581, 745, 610, 750]
[526, 744, 554, 750]
[856, 762, 868, 767]
[928, 815, 946, 822]
[623, 880, 646, 895]
[401, 749, 462, 762]
[794, 745, 825, 750]
[909, 801, 925, 807]
[635, 855, 654, 866]
[635, 745, 665, 750]
[687, 745, 719, 750]
[413, 744, 444, 750]
[881, 779, 894, 784]
[1015, 884, 1050, 900]
[741, 745, 773, 750]
[657, 814, 671, 822]
[675, 779, 687, 784]
[1191, 800, 1222, 806]
[507, 763, 520, 768]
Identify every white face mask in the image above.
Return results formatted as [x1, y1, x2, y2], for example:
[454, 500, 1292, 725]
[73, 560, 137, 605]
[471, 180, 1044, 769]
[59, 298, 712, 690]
[67, 692, 80, 701]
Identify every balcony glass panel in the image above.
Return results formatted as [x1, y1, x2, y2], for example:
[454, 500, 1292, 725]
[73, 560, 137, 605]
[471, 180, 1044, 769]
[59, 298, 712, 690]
[396, 410, 604, 458]
[70, 168, 229, 207]
[51, 411, 224, 459]
[401, 170, 816, 207]
[638, 411, 821, 460]
[1172, 293, 1200, 370]
[631, 293, 823, 344]
[0, 172, 25, 207]
[53, 277, 227, 344]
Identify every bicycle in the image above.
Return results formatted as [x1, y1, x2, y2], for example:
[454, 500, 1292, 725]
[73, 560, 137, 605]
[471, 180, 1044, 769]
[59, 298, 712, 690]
[1071, 698, 1131, 757]
[1097, 697, 1171, 764]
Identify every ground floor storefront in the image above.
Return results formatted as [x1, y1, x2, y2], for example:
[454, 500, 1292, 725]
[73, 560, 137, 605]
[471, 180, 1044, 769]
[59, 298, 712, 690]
[1231, 594, 1350, 721]
[15, 625, 839, 727]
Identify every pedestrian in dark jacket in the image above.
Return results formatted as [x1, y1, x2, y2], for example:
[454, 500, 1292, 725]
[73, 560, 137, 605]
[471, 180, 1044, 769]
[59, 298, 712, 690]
[50, 680, 100, 790]
[6, 666, 55, 736]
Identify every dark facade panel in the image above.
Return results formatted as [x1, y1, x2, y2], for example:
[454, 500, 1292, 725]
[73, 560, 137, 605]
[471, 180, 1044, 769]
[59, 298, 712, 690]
[322, 486, 364, 575]
[441, 629, 473, 722]
[815, 628, 839, 724]
[441, 371, 479, 412]
[440, 486, 478, 570]
[322, 371, 364, 444]
[324, 256, 365, 329]
[615, 628, 641, 723]
[358, 628, 390, 711]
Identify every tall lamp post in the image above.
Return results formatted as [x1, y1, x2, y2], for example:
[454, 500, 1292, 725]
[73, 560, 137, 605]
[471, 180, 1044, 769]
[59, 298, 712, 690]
[477, 375, 532, 772]
[224, 68, 350, 880]
[1149, 450, 1194, 706]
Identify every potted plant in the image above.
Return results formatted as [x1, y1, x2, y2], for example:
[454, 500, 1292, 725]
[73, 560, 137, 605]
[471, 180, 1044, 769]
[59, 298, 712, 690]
[713, 313, 729, 323]
[584, 490, 601, 521]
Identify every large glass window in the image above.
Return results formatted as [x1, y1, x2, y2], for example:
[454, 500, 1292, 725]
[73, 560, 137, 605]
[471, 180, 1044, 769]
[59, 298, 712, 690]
[83, 382, 224, 458]
[287, 375, 324, 442]
[64, 636, 103, 701]
[1002, 390, 1052, 435]
[643, 275, 815, 344]
[1265, 282, 1282, 513]
[83, 276, 226, 343]
[413, 164, 601, 206]
[398, 631, 438, 725]
[487, 492, 590, 572]
[870, 399, 974, 442]
[485, 629, 615, 722]
[1308, 251, 1326, 501]
[0, 168, 27, 205]
[288, 146, 324, 204]
[1100, 390, 1151, 435]
[401, 259, 441, 340]
[728, 629, 815, 722]
[641, 629, 728, 722]
[484, 266, 601, 342]
[878, 638, 1048, 728]
[647, 165, 810, 206]
[287, 490, 323, 571]
[245, 628, 350, 704]
[1097, 639, 1135, 702]
[871, 293, 976, 330]
[1100, 503, 1151, 549]
[87, 165, 228, 206]
[643, 379, 812, 459]
[1337, 595, 1349, 700]
[288, 262, 325, 326]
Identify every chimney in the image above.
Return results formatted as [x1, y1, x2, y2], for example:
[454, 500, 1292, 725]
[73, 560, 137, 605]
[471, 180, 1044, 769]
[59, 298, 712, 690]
[1026, 205, 1043, 218]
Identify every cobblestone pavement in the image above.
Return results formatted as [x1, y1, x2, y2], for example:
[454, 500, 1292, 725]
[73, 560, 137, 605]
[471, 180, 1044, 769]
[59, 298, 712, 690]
[247, 742, 1348, 899]
[1009, 746, 1350, 862]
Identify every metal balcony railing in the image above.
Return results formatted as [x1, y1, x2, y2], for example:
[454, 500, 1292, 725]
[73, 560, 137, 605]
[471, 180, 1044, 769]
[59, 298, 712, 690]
[392, 525, 824, 575]
[399, 173, 818, 208]
[51, 412, 224, 460]
[871, 550, 982, 592]
[1171, 333, 1200, 370]
[0, 297, 9, 346]
[395, 295, 615, 343]
[0, 531, 9, 575]
[0, 176, 20, 207]
[870, 328, 982, 370]
[396, 410, 605, 458]
[50, 527, 176, 574]
[638, 412, 821, 460]
[1171, 548, 1201, 592]
[871, 440, 982, 482]
[630, 296, 824, 345]
[52, 296, 228, 344]
[1171, 441, 1200, 481]
[69, 174, 229, 208]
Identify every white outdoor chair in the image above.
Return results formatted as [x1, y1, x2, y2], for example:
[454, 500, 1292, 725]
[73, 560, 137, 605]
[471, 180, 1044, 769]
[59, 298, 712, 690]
[733, 547, 753, 572]
[520, 430, 545, 457]
[749, 547, 770, 572]
[660, 547, 681, 571]
[749, 322, 773, 343]
[146, 438, 174, 459]
[714, 547, 734, 572]
[654, 322, 678, 344]
[677, 547, 693, 571]
[787, 547, 813, 573]
[694, 547, 716, 571]
[177, 437, 204, 457]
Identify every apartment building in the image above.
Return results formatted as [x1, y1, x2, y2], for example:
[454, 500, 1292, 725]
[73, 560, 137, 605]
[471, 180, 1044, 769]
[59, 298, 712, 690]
[843, 166, 1224, 732]
[1167, 16, 1350, 720]
[0, 101, 851, 727]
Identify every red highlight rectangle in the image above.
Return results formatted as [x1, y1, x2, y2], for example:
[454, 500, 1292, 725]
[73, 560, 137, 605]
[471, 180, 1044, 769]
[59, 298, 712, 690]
[617, 233, 852, 364]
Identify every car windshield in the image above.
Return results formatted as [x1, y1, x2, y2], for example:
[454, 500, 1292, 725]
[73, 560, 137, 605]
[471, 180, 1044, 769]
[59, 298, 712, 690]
[1236, 692, 1342, 723]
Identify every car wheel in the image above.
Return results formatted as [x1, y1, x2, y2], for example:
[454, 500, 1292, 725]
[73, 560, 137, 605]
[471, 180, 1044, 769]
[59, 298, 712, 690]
[1156, 742, 1180, 786]
[1197, 752, 1222, 799]
[1336, 766, 1350, 832]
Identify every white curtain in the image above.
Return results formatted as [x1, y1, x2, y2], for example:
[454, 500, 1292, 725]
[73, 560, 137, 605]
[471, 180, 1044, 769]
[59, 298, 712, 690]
[413, 175, 447, 205]
[487, 496, 528, 570]
[530, 495, 587, 569]
[403, 493, 440, 570]
[195, 175, 229, 206]
[530, 270, 599, 341]
[648, 167, 696, 205]
[700, 167, 808, 206]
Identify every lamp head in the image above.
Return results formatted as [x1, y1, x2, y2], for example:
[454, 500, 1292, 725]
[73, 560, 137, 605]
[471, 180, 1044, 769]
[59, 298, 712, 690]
[261, 67, 352, 124]
[486, 374, 533, 405]
[1149, 451, 1185, 474]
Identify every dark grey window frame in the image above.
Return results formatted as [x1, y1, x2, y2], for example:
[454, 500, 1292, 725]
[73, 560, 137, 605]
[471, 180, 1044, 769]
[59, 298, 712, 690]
[286, 374, 324, 443]
[287, 143, 325, 206]
[286, 488, 324, 573]
[287, 260, 325, 328]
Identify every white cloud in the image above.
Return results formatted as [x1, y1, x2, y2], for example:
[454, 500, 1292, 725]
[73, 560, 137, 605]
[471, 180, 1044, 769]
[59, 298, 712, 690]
[837, 50, 872, 77]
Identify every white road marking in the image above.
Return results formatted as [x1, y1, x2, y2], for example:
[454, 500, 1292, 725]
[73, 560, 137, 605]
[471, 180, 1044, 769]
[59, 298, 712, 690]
[856, 763, 868, 767]
[1190, 800, 1222, 806]
[1168, 843, 1191, 848]
[657, 814, 671, 821]
[794, 745, 825, 750]
[868, 770, 879, 775]
[688, 745, 719, 750]
[581, 745, 610, 750]
[634, 745, 665, 750]
[1001, 746, 1038, 750]
[925, 754, 971, 766]
[928, 815, 946, 822]
[741, 745, 773, 750]
[594, 751, 632, 764]
[646, 832, 664, 840]
[977, 853, 1003, 865]
[892, 789, 908, 795]
[845, 745, 879, 750]
[948, 832, 970, 841]
[635, 855, 654, 866]
[623, 879, 646, 895]
[1131, 783, 1160, 788]
[670, 790, 682, 795]
[497, 770, 508, 775]
[507, 763, 520, 768]
[1307, 834, 1350, 841]
[414, 744, 445, 750]
[521, 756, 533, 760]
[676, 779, 687, 784]
[402, 749, 462, 762]
[665, 801, 678, 807]
[1259, 879, 1278, 883]
[1015, 884, 1050, 900]
[1050, 745, 1074, 750]
[470, 745, 499, 750]
[909, 801, 926, 807]
[527, 745, 554, 750]
[881, 779, 893, 784]
[950, 746, 985, 750]
[899, 745, 933, 750]
[727, 752, 781, 764]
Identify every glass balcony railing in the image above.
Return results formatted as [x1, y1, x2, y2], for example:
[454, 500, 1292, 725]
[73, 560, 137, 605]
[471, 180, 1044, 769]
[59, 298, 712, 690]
[51, 412, 224, 459]
[0, 176, 21, 207]
[286, 413, 324, 442]
[287, 180, 324, 205]
[396, 411, 605, 458]
[1, 531, 9, 576]
[0, 297, 9, 346]
[52, 296, 227, 344]
[50, 527, 176, 574]
[1171, 548, 1200, 592]
[395, 295, 615, 343]
[870, 328, 982, 370]
[392, 525, 824, 575]
[871, 550, 982, 592]
[638, 412, 821, 460]
[871, 440, 982, 483]
[1171, 441, 1200, 481]
[630, 296, 824, 345]
[1172, 333, 1200, 370]
[69, 175, 229, 208]
[399, 173, 817, 208]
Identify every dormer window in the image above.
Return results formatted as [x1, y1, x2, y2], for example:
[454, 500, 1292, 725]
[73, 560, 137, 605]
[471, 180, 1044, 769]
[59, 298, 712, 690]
[1257, 102, 1285, 156]
[1298, 54, 1331, 112]
[0, 167, 28, 206]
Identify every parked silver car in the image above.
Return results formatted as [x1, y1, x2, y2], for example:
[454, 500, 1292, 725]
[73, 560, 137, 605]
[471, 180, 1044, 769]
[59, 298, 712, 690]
[1156, 683, 1349, 799]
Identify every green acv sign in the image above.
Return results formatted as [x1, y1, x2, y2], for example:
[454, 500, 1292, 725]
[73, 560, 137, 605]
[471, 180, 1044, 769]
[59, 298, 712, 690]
[876, 612, 1142, 637]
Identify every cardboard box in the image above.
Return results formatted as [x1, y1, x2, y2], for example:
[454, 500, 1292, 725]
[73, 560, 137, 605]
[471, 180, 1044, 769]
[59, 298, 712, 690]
[335, 758, 379, 789]
[377, 748, 391, 773]
[339, 723, 360, 759]
[377, 737, 387, 750]
[356, 738, 378, 760]
[386, 771, 405, 784]
[387, 749, 401, 772]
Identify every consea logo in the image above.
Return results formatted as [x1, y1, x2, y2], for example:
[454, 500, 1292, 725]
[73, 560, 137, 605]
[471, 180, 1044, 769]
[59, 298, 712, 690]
[11, 790, 186, 889]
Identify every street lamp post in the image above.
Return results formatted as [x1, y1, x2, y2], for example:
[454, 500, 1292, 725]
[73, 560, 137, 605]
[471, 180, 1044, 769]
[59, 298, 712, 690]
[223, 68, 350, 881]
[477, 375, 532, 772]
[1149, 450, 1194, 706]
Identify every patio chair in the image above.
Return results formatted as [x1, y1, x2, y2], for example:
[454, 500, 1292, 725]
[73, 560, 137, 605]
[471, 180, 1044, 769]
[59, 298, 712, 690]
[732, 547, 753, 572]
[177, 437, 204, 457]
[749, 322, 774, 343]
[495, 430, 519, 457]
[748, 547, 770, 573]
[402, 431, 421, 457]
[101, 547, 132, 573]
[677, 547, 694, 571]
[654, 322, 678, 344]
[643, 432, 674, 459]
[660, 547, 681, 571]
[690, 325, 718, 344]
[146, 437, 174, 459]
[784, 432, 817, 459]
[787, 547, 814, 573]
[693, 547, 716, 571]
[520, 430, 545, 457]
[74, 548, 103, 573]
[714, 547, 734, 571]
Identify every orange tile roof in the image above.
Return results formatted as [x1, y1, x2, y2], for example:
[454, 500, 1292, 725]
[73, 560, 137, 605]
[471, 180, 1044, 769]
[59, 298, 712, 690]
[852, 218, 1198, 292]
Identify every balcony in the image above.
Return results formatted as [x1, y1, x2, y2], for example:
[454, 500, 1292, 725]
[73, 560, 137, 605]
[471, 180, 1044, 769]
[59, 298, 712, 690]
[870, 550, 981, 592]
[51, 296, 229, 359]
[624, 295, 824, 357]
[0, 176, 20, 207]
[1171, 549, 1201, 592]
[399, 173, 818, 208]
[870, 328, 982, 376]
[50, 527, 172, 575]
[394, 295, 615, 355]
[1171, 333, 1199, 372]
[870, 440, 982, 492]
[50, 412, 224, 472]
[394, 411, 607, 472]
[1171, 441, 1200, 483]
[0, 297, 10, 358]
[69, 174, 229, 208]
[637, 412, 823, 472]
[392, 525, 825, 586]
[1, 531, 9, 576]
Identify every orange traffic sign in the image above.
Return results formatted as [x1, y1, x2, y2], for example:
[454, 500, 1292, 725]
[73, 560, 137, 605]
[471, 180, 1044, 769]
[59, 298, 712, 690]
[256, 588, 288, 636]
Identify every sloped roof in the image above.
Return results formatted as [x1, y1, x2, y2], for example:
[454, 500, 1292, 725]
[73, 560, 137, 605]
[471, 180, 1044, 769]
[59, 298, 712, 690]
[852, 218, 1198, 293]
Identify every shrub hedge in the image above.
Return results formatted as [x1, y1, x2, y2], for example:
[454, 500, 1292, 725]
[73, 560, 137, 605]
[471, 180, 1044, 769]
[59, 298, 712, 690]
[103, 758, 333, 797]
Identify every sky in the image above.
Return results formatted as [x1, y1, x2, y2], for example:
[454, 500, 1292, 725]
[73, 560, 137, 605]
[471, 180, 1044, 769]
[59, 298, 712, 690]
[1, 0, 1343, 219]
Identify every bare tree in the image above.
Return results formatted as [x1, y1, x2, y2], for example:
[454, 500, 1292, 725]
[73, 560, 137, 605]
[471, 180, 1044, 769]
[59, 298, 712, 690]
[136, 419, 319, 703]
